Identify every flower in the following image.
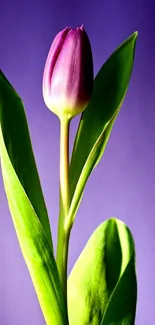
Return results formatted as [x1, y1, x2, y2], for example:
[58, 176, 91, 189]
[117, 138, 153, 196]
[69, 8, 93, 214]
[42, 25, 94, 120]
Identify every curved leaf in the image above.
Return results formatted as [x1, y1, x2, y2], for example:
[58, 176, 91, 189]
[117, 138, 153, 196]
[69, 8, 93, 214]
[68, 218, 137, 325]
[67, 32, 138, 229]
[0, 73, 68, 325]
[0, 70, 53, 249]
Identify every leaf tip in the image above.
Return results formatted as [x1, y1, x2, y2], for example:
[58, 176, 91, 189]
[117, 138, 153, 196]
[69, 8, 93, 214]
[134, 31, 138, 38]
[127, 31, 138, 45]
[132, 31, 138, 42]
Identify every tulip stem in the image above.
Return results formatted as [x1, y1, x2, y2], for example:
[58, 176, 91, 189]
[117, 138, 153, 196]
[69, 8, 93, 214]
[56, 117, 70, 304]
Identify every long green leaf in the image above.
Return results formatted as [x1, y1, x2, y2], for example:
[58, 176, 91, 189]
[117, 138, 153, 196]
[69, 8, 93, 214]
[68, 218, 137, 325]
[0, 70, 53, 250]
[0, 73, 68, 325]
[67, 32, 138, 229]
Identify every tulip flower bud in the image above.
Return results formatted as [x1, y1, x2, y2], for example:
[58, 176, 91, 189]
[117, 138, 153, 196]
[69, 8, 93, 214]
[42, 25, 94, 120]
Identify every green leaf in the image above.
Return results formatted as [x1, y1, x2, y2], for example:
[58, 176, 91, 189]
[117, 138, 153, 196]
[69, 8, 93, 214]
[0, 70, 53, 250]
[68, 218, 137, 325]
[67, 32, 138, 229]
[0, 72, 68, 325]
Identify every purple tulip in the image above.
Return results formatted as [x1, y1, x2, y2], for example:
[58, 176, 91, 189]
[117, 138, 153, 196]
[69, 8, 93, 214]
[42, 25, 94, 119]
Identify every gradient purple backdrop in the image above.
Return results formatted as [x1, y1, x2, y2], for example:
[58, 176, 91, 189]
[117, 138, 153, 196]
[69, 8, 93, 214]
[0, 0, 154, 324]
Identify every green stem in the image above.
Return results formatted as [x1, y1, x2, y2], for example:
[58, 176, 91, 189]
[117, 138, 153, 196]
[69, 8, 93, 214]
[56, 117, 70, 303]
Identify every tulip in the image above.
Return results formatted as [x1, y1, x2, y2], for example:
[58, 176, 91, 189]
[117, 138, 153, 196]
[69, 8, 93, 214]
[42, 25, 93, 120]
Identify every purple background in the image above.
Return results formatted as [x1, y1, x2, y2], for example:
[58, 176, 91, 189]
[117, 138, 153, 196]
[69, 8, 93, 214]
[0, 0, 154, 324]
